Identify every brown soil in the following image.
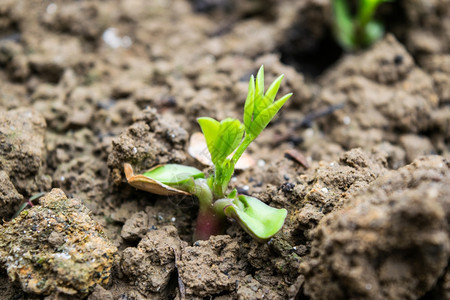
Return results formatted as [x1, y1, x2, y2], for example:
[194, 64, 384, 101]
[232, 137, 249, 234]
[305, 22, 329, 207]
[0, 0, 449, 299]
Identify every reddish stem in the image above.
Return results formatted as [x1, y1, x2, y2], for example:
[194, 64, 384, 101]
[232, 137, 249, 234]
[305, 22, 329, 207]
[193, 208, 226, 241]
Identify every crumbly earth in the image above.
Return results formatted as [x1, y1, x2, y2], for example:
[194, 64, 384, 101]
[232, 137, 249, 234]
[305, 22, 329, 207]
[301, 156, 450, 299]
[178, 235, 240, 297]
[307, 34, 446, 166]
[107, 107, 189, 185]
[0, 0, 449, 299]
[397, 0, 450, 59]
[120, 225, 186, 298]
[0, 170, 23, 221]
[0, 108, 51, 197]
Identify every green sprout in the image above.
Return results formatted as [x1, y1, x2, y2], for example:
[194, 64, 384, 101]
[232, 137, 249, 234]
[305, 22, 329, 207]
[12, 192, 46, 219]
[124, 66, 291, 242]
[332, 0, 391, 51]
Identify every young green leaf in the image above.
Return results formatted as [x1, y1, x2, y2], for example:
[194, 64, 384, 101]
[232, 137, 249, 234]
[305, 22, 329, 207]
[264, 74, 284, 104]
[333, 0, 391, 51]
[224, 195, 287, 242]
[243, 75, 255, 131]
[215, 118, 244, 162]
[198, 117, 244, 166]
[253, 66, 272, 120]
[197, 117, 220, 163]
[243, 67, 292, 139]
[358, 0, 390, 25]
[333, 0, 354, 50]
[247, 92, 292, 138]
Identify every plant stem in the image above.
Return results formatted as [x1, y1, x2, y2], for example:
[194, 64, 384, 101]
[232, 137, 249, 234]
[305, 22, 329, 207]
[191, 134, 256, 241]
[189, 178, 227, 241]
[213, 166, 225, 198]
[193, 207, 226, 241]
[189, 178, 213, 208]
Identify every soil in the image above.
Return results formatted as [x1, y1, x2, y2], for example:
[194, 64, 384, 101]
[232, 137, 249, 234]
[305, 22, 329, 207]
[0, 0, 449, 299]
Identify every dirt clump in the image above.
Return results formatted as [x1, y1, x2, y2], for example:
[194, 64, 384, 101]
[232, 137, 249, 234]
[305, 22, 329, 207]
[120, 211, 149, 242]
[272, 148, 387, 246]
[0, 40, 29, 82]
[120, 225, 185, 297]
[0, 188, 117, 296]
[107, 108, 188, 185]
[178, 235, 239, 297]
[399, 0, 450, 56]
[0, 0, 23, 34]
[86, 285, 113, 300]
[0, 108, 51, 197]
[42, 2, 116, 41]
[302, 156, 450, 299]
[312, 35, 445, 164]
[419, 54, 450, 159]
[0, 171, 23, 221]
[52, 155, 107, 213]
[232, 149, 388, 298]
[236, 274, 282, 300]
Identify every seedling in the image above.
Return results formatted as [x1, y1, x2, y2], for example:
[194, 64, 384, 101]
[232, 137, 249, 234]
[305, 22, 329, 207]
[124, 66, 291, 242]
[12, 192, 46, 219]
[332, 0, 391, 51]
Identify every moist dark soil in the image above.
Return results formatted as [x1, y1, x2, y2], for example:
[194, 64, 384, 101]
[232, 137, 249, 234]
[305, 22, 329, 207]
[0, 0, 449, 299]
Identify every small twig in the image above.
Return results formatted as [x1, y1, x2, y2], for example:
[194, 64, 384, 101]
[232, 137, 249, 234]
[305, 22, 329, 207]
[284, 149, 310, 169]
[297, 103, 345, 129]
[272, 103, 346, 146]
[172, 247, 185, 299]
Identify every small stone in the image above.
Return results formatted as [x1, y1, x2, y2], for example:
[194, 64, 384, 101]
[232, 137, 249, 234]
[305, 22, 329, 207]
[0, 189, 117, 296]
[87, 285, 113, 300]
[48, 231, 65, 247]
[121, 211, 148, 242]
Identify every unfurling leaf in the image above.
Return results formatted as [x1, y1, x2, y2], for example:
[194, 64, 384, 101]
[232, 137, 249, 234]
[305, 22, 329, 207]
[243, 66, 292, 139]
[247, 93, 292, 138]
[197, 117, 220, 162]
[243, 75, 255, 131]
[188, 132, 255, 169]
[265, 74, 284, 104]
[215, 118, 244, 163]
[253, 65, 269, 119]
[198, 117, 244, 166]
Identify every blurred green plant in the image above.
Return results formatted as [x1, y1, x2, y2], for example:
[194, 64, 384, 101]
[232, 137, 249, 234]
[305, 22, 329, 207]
[332, 0, 391, 51]
[124, 66, 291, 242]
[12, 192, 46, 219]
